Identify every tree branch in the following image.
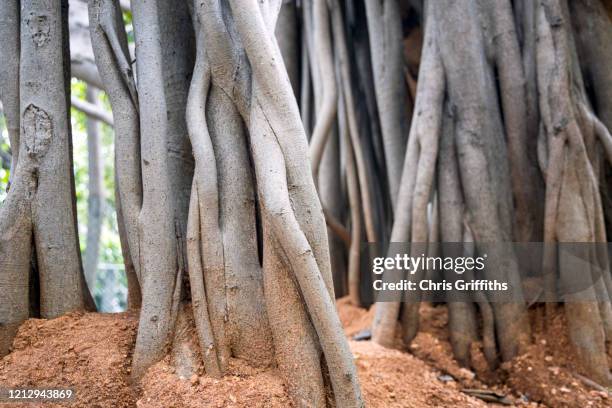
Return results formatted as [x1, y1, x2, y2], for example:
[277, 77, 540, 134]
[71, 96, 114, 126]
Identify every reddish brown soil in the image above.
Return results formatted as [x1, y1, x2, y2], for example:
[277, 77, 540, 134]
[137, 339, 486, 408]
[0, 299, 609, 407]
[501, 310, 611, 408]
[350, 340, 486, 407]
[338, 297, 612, 408]
[337, 296, 376, 337]
[139, 358, 291, 408]
[0, 301, 486, 408]
[0, 311, 139, 408]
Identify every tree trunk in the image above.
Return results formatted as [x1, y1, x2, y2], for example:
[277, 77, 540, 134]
[88, 0, 363, 405]
[0, 0, 20, 187]
[3, 0, 612, 400]
[1, 0, 94, 356]
[364, 0, 408, 208]
[130, 0, 194, 378]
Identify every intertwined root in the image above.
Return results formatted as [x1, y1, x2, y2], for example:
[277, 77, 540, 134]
[370, 0, 611, 386]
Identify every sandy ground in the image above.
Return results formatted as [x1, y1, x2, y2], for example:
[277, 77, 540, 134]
[0, 299, 609, 407]
[338, 297, 611, 408]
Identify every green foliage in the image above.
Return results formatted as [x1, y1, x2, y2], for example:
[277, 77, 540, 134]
[70, 79, 122, 265]
[0, 116, 9, 202]
[123, 10, 134, 44]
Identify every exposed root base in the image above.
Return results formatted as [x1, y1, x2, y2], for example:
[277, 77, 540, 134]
[1, 303, 492, 408]
[339, 299, 612, 408]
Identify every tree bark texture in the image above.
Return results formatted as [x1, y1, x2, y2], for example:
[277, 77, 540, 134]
[1, 0, 94, 357]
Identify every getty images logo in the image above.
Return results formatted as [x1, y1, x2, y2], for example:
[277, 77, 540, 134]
[372, 253, 488, 275]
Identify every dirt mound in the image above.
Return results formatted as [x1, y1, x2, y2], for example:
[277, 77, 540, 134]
[337, 296, 376, 337]
[0, 311, 139, 408]
[335, 299, 612, 408]
[501, 310, 611, 408]
[0, 303, 489, 408]
[351, 340, 487, 407]
[2, 300, 608, 407]
[139, 358, 291, 408]
[138, 339, 486, 408]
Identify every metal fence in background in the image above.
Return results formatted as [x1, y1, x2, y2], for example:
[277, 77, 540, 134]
[93, 263, 128, 312]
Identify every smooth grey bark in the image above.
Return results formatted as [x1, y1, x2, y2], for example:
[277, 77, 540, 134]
[185, 24, 231, 375]
[187, 0, 328, 402]
[373, 0, 445, 347]
[488, 0, 544, 243]
[0, 160, 33, 356]
[571, 0, 612, 245]
[434, 0, 530, 361]
[83, 87, 105, 287]
[570, 0, 612, 131]
[229, 2, 362, 406]
[438, 102, 478, 368]
[206, 85, 274, 367]
[185, 10, 275, 372]
[338, 82, 362, 306]
[130, 0, 194, 378]
[0, 0, 21, 185]
[364, 0, 408, 208]
[115, 186, 141, 310]
[168, 0, 364, 405]
[352, 4, 390, 245]
[371, 0, 531, 367]
[309, 0, 349, 298]
[331, 2, 377, 246]
[22, 0, 92, 317]
[1, 1, 94, 355]
[537, 0, 612, 385]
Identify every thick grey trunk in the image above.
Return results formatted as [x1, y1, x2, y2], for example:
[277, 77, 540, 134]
[434, 0, 530, 361]
[373, 0, 445, 347]
[0, 162, 33, 356]
[1, 0, 95, 355]
[176, 1, 365, 405]
[130, 0, 194, 378]
[206, 85, 274, 366]
[230, 2, 362, 405]
[488, 0, 544, 243]
[0, 0, 20, 184]
[537, 0, 611, 385]
[21, 0, 91, 318]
